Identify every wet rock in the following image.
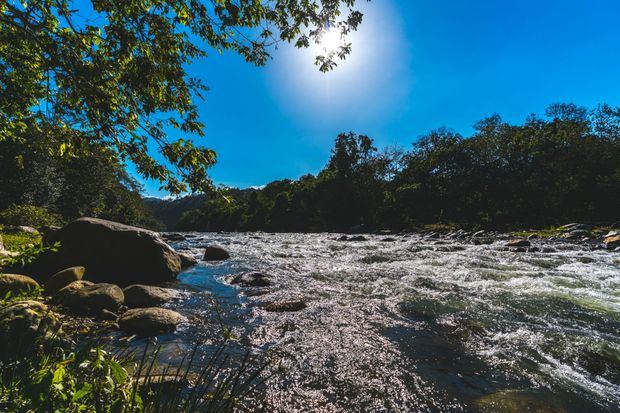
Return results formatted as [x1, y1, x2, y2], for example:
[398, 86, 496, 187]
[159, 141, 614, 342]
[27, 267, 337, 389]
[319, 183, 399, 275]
[37, 217, 182, 285]
[576, 256, 595, 264]
[527, 247, 540, 253]
[505, 239, 530, 247]
[0, 274, 40, 297]
[178, 252, 197, 269]
[348, 235, 367, 242]
[122, 285, 180, 308]
[513, 247, 527, 253]
[162, 232, 186, 242]
[564, 229, 591, 239]
[203, 245, 230, 261]
[119, 307, 185, 336]
[54, 282, 124, 313]
[230, 272, 272, 287]
[381, 237, 397, 242]
[43, 266, 85, 295]
[541, 247, 556, 253]
[603, 235, 620, 249]
[0, 300, 59, 343]
[559, 223, 593, 232]
[475, 389, 566, 413]
[265, 300, 307, 312]
[578, 344, 620, 379]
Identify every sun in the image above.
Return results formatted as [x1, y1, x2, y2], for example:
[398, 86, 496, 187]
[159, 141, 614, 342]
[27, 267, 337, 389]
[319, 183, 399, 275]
[320, 28, 342, 54]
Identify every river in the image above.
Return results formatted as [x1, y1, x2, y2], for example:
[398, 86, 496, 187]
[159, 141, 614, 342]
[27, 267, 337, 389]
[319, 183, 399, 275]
[157, 232, 619, 412]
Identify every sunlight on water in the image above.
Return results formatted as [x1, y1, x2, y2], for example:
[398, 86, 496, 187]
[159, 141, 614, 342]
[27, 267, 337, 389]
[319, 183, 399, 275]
[168, 233, 619, 412]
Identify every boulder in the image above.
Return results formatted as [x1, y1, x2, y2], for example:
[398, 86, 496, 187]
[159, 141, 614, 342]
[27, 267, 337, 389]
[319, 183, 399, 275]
[0, 301, 59, 345]
[505, 239, 530, 248]
[162, 233, 186, 242]
[39, 217, 182, 285]
[123, 285, 180, 308]
[119, 307, 185, 336]
[230, 272, 272, 288]
[178, 252, 198, 269]
[265, 300, 306, 312]
[559, 223, 593, 232]
[43, 266, 85, 295]
[564, 229, 591, 239]
[0, 274, 40, 297]
[203, 246, 230, 261]
[604, 235, 620, 249]
[54, 282, 123, 313]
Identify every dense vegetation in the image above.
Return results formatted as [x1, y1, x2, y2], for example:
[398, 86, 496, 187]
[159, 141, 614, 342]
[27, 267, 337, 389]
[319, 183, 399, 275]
[0, 133, 163, 229]
[1, 0, 365, 194]
[162, 103, 620, 232]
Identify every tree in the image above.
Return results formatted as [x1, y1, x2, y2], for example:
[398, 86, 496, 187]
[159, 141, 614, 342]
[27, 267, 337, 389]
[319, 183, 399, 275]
[0, 0, 367, 194]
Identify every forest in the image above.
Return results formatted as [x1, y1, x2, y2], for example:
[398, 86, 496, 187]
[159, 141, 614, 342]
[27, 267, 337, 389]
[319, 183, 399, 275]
[149, 103, 620, 232]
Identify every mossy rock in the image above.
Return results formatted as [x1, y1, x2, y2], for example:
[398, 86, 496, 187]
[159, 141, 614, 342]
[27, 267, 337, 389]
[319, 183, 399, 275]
[475, 389, 566, 413]
[43, 266, 85, 295]
[0, 300, 59, 348]
[0, 274, 40, 297]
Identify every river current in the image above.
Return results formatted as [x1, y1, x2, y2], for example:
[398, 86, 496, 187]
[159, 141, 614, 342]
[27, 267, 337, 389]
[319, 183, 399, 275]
[158, 232, 619, 412]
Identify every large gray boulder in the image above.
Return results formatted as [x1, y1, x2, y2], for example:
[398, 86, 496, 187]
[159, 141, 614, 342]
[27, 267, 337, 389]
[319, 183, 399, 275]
[123, 285, 180, 308]
[40, 218, 182, 285]
[119, 307, 185, 336]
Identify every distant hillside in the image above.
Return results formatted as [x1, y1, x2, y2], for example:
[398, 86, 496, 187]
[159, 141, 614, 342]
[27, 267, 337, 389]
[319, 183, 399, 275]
[144, 188, 257, 230]
[143, 195, 209, 230]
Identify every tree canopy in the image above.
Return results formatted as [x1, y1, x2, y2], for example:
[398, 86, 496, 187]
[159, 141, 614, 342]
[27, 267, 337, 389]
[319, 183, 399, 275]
[0, 0, 366, 193]
[164, 103, 620, 232]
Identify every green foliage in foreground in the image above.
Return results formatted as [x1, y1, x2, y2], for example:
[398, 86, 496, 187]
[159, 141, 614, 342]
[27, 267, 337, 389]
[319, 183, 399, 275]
[0, 230, 41, 251]
[171, 103, 620, 231]
[0, 296, 267, 412]
[1, 0, 366, 193]
[0, 333, 267, 412]
[0, 204, 64, 227]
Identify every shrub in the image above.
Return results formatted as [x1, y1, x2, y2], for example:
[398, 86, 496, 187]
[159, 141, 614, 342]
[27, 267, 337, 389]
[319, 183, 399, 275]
[0, 204, 64, 227]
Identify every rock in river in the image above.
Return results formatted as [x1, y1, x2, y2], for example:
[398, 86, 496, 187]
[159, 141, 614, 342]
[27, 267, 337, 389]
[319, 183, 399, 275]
[505, 239, 530, 248]
[119, 307, 185, 336]
[39, 217, 182, 285]
[0, 274, 40, 297]
[178, 252, 198, 269]
[43, 266, 85, 295]
[230, 272, 272, 287]
[123, 285, 180, 308]
[265, 300, 307, 312]
[54, 281, 124, 313]
[203, 245, 230, 261]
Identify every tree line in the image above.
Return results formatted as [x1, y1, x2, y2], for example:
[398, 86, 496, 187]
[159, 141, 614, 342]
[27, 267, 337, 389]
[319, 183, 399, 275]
[168, 103, 620, 232]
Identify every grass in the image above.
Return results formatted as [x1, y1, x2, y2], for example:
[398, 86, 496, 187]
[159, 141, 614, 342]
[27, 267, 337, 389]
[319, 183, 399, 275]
[0, 292, 269, 412]
[0, 231, 41, 251]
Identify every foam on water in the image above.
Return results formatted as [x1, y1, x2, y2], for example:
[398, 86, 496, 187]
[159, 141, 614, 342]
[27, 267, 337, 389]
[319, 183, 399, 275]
[168, 233, 619, 412]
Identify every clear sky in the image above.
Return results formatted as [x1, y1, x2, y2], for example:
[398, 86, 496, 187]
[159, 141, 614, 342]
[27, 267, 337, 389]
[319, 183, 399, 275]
[139, 0, 620, 196]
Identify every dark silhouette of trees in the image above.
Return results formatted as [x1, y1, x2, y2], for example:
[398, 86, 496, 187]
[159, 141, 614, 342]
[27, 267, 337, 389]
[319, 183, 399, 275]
[165, 103, 620, 232]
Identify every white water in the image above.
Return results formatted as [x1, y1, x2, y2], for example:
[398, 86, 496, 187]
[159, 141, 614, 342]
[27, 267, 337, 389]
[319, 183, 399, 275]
[169, 233, 620, 412]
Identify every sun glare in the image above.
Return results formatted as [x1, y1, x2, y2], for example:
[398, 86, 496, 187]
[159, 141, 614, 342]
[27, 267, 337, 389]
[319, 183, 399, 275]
[320, 28, 342, 54]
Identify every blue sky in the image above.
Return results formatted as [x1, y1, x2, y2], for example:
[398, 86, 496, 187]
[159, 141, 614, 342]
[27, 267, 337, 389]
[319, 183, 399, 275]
[139, 0, 620, 196]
